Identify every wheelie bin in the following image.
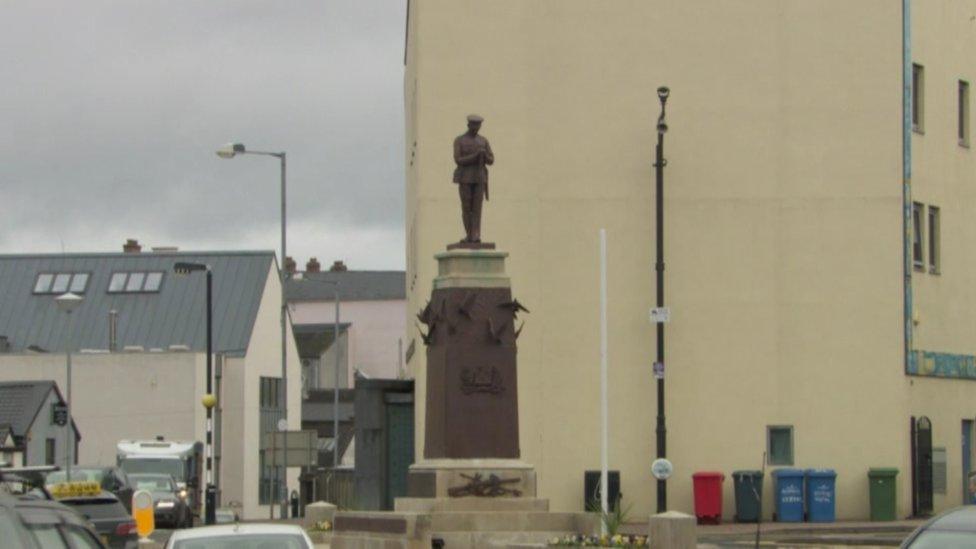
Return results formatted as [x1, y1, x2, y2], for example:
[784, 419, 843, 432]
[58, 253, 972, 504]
[692, 472, 725, 524]
[804, 469, 837, 522]
[868, 468, 898, 521]
[772, 468, 804, 522]
[732, 470, 763, 523]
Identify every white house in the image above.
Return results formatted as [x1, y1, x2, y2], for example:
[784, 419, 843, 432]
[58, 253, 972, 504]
[0, 241, 300, 519]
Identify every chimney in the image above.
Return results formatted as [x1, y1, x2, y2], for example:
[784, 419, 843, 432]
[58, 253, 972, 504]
[330, 260, 348, 272]
[123, 239, 142, 254]
[108, 310, 118, 352]
[306, 257, 321, 273]
[284, 256, 297, 274]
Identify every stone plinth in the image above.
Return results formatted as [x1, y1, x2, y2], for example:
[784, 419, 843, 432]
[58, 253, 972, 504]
[420, 248, 522, 459]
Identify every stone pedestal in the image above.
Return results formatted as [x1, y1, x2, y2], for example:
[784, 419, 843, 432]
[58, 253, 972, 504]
[331, 244, 600, 548]
[421, 248, 521, 459]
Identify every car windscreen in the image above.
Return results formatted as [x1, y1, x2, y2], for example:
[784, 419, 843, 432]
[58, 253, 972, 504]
[173, 534, 309, 549]
[130, 477, 174, 492]
[59, 498, 126, 520]
[45, 469, 105, 486]
[907, 530, 976, 548]
[120, 458, 184, 478]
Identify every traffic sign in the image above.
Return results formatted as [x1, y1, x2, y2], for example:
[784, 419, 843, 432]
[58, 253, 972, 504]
[650, 307, 671, 323]
[52, 404, 68, 427]
[651, 458, 673, 480]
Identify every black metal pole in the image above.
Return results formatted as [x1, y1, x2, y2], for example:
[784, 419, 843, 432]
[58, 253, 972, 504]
[654, 89, 668, 514]
[205, 269, 217, 526]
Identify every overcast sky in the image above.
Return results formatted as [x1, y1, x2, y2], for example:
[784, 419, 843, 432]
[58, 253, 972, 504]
[0, 1, 407, 270]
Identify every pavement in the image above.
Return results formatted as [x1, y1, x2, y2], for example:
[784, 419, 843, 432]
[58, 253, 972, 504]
[616, 519, 923, 548]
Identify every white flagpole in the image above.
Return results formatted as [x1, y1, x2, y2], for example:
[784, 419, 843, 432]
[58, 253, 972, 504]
[600, 228, 609, 534]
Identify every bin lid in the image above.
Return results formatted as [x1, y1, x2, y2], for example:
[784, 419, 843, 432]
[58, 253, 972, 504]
[732, 470, 763, 477]
[805, 468, 837, 478]
[868, 468, 899, 477]
[692, 471, 725, 479]
[771, 468, 804, 477]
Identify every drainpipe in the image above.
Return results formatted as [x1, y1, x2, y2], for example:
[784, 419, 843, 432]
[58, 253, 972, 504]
[902, 0, 913, 374]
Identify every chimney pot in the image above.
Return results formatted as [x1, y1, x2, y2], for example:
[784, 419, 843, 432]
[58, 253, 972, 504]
[284, 256, 297, 273]
[306, 257, 321, 273]
[330, 260, 347, 272]
[123, 239, 142, 254]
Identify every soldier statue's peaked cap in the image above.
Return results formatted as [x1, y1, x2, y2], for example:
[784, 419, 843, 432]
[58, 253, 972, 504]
[466, 114, 484, 123]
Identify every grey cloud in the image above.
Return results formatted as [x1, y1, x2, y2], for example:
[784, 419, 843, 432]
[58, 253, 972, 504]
[1, 0, 407, 269]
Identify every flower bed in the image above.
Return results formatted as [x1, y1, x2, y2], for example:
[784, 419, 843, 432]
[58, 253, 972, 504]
[548, 534, 649, 547]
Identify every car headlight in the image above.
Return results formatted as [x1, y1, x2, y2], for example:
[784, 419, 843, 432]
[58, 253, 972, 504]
[156, 501, 176, 509]
[179, 489, 188, 499]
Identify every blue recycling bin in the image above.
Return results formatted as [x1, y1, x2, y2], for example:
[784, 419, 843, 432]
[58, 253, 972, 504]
[805, 469, 837, 522]
[772, 468, 805, 522]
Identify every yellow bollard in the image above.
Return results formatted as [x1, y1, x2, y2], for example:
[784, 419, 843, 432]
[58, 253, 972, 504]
[132, 490, 155, 541]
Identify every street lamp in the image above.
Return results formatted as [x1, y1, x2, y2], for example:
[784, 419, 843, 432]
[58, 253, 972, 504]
[216, 142, 291, 517]
[653, 86, 670, 513]
[173, 261, 217, 526]
[55, 292, 82, 482]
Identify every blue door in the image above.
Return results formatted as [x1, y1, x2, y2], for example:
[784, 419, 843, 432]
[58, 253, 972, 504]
[964, 420, 973, 504]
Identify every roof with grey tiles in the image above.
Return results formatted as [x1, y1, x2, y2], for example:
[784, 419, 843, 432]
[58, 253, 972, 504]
[284, 271, 405, 302]
[0, 251, 274, 355]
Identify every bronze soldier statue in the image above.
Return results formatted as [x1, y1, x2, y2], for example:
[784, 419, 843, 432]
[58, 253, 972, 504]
[453, 114, 494, 243]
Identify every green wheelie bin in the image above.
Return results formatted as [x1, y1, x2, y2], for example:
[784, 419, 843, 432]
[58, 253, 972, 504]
[868, 468, 898, 521]
[732, 470, 764, 523]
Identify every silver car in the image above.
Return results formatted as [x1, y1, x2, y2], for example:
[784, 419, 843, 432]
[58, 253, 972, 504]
[164, 523, 314, 549]
[900, 506, 976, 548]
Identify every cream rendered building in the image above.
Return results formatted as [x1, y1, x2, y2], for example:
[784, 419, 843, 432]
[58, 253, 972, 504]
[404, 0, 975, 520]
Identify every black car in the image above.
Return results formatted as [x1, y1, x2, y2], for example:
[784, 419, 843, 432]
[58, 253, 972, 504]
[128, 473, 191, 529]
[1, 492, 107, 548]
[900, 505, 976, 548]
[46, 466, 135, 512]
[55, 491, 138, 548]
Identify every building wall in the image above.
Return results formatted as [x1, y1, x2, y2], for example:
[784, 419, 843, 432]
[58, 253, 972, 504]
[291, 299, 407, 381]
[907, 0, 976, 511]
[0, 352, 201, 466]
[407, 0, 917, 519]
[219, 355, 247, 510]
[239, 263, 302, 519]
[24, 389, 78, 469]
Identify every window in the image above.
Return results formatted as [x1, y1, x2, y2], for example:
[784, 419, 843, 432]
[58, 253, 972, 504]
[913, 202, 925, 270]
[33, 273, 91, 295]
[929, 206, 940, 273]
[960, 81, 970, 146]
[913, 63, 924, 132]
[258, 376, 283, 505]
[767, 426, 794, 466]
[107, 272, 165, 293]
[260, 377, 281, 409]
[45, 438, 56, 466]
[108, 273, 127, 293]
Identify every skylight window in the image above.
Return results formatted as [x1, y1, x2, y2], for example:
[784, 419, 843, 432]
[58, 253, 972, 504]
[33, 273, 91, 295]
[108, 272, 165, 294]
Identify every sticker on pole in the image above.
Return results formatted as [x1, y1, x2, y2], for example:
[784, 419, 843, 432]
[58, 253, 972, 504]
[649, 307, 671, 323]
[653, 362, 664, 379]
[651, 458, 673, 480]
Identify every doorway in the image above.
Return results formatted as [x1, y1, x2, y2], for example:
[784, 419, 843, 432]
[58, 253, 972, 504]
[914, 416, 934, 516]
[963, 419, 974, 504]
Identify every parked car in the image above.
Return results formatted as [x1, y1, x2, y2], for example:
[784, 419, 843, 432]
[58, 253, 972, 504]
[49, 482, 137, 548]
[1, 492, 107, 548]
[165, 523, 314, 549]
[128, 473, 191, 528]
[46, 466, 135, 512]
[900, 505, 976, 548]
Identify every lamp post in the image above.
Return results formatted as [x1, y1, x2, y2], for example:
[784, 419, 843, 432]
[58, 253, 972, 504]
[216, 142, 291, 516]
[173, 262, 216, 525]
[55, 292, 82, 481]
[653, 86, 670, 513]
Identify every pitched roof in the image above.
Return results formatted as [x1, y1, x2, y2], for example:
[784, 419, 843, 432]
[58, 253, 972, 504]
[0, 381, 56, 437]
[0, 251, 273, 354]
[284, 271, 405, 302]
